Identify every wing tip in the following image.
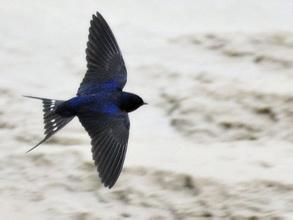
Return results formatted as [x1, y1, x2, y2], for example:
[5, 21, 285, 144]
[94, 11, 103, 19]
[104, 182, 114, 189]
[102, 177, 116, 189]
[91, 11, 104, 22]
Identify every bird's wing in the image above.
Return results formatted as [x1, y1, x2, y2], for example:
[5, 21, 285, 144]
[78, 113, 129, 188]
[77, 12, 127, 96]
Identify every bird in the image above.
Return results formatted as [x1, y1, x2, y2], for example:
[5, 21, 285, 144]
[24, 11, 146, 188]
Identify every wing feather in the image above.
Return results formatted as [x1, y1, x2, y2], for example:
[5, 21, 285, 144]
[77, 12, 127, 96]
[78, 113, 129, 188]
[103, 142, 122, 184]
[109, 142, 127, 187]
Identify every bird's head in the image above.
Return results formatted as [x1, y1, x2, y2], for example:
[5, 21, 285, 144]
[121, 92, 147, 113]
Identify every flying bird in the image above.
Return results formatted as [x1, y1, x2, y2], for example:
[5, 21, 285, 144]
[25, 11, 146, 188]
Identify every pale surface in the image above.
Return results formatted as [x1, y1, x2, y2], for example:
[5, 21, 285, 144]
[1, 0, 293, 219]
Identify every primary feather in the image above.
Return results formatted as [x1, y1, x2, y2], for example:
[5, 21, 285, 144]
[78, 113, 129, 187]
[78, 12, 127, 96]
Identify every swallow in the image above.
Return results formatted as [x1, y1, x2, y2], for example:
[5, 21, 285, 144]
[25, 11, 146, 188]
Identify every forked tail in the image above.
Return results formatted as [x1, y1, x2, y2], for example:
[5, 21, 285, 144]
[24, 95, 74, 152]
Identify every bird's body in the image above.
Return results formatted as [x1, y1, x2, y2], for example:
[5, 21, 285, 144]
[25, 11, 145, 188]
[57, 91, 142, 116]
[60, 93, 121, 116]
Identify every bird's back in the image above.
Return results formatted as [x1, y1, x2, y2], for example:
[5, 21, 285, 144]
[59, 92, 122, 117]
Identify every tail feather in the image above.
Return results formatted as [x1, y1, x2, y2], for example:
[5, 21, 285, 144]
[24, 96, 74, 152]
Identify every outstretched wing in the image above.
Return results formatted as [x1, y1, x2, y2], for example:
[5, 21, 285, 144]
[78, 113, 130, 188]
[77, 12, 127, 96]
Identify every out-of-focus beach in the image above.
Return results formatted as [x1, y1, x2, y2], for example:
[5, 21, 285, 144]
[1, 1, 293, 219]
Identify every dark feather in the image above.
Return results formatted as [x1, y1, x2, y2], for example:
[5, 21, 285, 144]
[78, 113, 129, 188]
[77, 12, 127, 96]
[24, 96, 74, 152]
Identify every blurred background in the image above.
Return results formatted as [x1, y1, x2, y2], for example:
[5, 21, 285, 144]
[1, 0, 293, 219]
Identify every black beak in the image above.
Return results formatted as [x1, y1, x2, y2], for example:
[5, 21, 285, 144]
[143, 102, 148, 105]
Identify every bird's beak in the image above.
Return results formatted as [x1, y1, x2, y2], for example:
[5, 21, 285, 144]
[143, 102, 148, 105]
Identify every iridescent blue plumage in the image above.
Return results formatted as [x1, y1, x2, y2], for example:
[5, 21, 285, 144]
[25, 11, 145, 188]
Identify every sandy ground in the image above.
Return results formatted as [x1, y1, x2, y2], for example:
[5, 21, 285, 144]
[1, 0, 293, 219]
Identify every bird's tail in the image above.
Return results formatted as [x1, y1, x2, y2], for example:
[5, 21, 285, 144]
[24, 95, 74, 152]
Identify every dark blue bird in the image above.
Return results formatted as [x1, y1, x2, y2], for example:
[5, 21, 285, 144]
[25, 12, 146, 188]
